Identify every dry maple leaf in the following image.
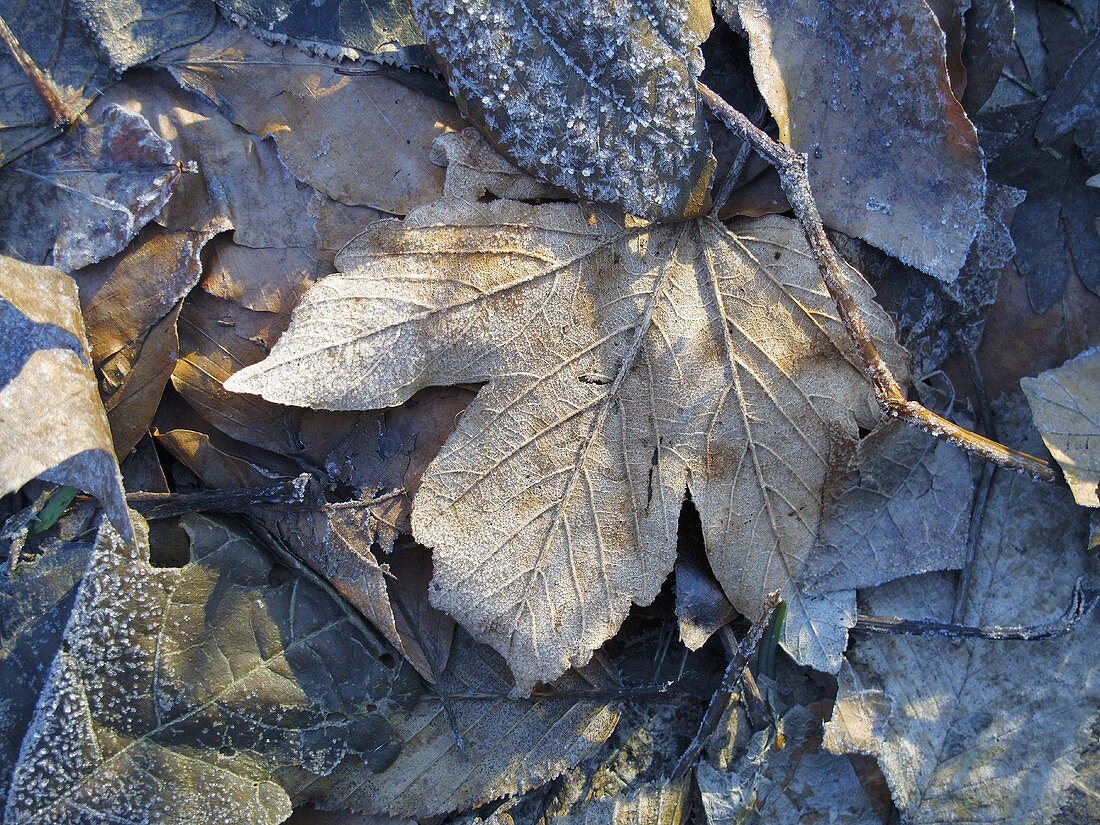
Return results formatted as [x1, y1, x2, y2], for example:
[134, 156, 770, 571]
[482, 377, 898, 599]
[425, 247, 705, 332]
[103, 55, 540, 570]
[227, 189, 907, 691]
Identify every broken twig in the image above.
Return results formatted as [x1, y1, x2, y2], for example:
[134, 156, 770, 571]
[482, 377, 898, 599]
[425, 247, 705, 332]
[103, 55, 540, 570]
[697, 81, 1060, 484]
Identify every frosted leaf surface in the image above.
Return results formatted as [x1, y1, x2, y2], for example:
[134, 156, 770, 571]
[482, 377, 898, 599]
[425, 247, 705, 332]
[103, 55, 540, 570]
[1022, 346, 1100, 507]
[806, 418, 973, 593]
[549, 778, 690, 825]
[725, 0, 986, 282]
[227, 191, 906, 690]
[5, 514, 422, 824]
[825, 396, 1100, 824]
[411, 0, 716, 221]
[0, 257, 131, 540]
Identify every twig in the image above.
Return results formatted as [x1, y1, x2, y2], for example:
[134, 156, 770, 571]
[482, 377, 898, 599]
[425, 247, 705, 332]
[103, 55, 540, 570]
[126, 474, 323, 519]
[670, 591, 781, 780]
[696, 81, 1060, 484]
[855, 580, 1099, 640]
[719, 626, 770, 732]
[713, 100, 768, 213]
[0, 16, 69, 128]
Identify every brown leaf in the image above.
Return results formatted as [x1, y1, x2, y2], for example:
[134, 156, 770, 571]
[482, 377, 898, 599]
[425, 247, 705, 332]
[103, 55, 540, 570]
[431, 128, 568, 204]
[726, 0, 986, 282]
[165, 22, 464, 214]
[0, 256, 131, 539]
[0, 104, 179, 272]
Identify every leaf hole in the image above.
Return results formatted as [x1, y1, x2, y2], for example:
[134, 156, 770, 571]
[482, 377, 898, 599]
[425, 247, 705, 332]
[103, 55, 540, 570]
[379, 652, 396, 669]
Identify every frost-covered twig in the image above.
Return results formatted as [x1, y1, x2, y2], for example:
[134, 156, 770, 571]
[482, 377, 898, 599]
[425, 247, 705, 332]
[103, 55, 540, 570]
[697, 81, 1060, 483]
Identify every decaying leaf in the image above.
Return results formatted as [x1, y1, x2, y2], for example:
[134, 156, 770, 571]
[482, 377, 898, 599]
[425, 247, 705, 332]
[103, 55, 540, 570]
[0, 256, 131, 539]
[826, 396, 1099, 823]
[550, 778, 690, 825]
[697, 706, 878, 825]
[73, 223, 221, 456]
[0, 506, 97, 805]
[411, 0, 716, 221]
[0, 0, 212, 166]
[166, 23, 464, 214]
[726, 0, 986, 282]
[4, 512, 422, 823]
[0, 104, 178, 272]
[323, 629, 619, 818]
[806, 417, 973, 593]
[214, 0, 422, 58]
[431, 128, 566, 204]
[227, 173, 907, 689]
[1022, 346, 1100, 507]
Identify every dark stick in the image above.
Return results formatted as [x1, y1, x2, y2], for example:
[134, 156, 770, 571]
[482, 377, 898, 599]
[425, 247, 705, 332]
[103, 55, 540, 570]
[126, 475, 323, 520]
[670, 591, 780, 780]
[855, 580, 1099, 641]
[720, 626, 771, 732]
[697, 81, 1060, 484]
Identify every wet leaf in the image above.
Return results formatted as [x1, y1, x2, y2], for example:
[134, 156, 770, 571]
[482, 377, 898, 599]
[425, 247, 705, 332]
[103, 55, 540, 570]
[825, 396, 1099, 824]
[725, 0, 986, 282]
[227, 175, 907, 688]
[73, 223, 221, 457]
[0, 256, 131, 539]
[0, 104, 178, 272]
[4, 512, 422, 823]
[166, 23, 464, 214]
[806, 417, 973, 593]
[323, 629, 618, 817]
[698, 706, 878, 825]
[411, 0, 716, 221]
[0, 0, 212, 166]
[214, 0, 422, 58]
[1022, 346, 1100, 507]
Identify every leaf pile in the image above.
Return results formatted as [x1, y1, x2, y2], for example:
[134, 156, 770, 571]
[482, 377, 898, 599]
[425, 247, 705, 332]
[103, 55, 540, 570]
[1, 0, 1098, 823]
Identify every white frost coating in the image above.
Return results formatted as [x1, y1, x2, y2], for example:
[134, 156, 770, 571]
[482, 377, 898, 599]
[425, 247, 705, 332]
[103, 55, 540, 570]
[227, 192, 909, 689]
[412, 0, 716, 220]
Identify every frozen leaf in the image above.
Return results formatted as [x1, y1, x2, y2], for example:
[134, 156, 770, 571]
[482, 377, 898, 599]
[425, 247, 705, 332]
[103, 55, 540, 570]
[411, 0, 716, 221]
[324, 629, 618, 818]
[959, 0, 1015, 112]
[550, 779, 690, 825]
[73, 223, 221, 456]
[826, 396, 1099, 824]
[1036, 32, 1099, 158]
[200, 236, 320, 317]
[1022, 347, 1100, 507]
[0, 511, 96, 804]
[431, 129, 567, 204]
[214, 0, 422, 58]
[166, 23, 464, 214]
[0, 0, 212, 166]
[698, 706, 878, 825]
[806, 418, 973, 593]
[227, 188, 906, 688]
[725, 0, 986, 282]
[0, 256, 131, 539]
[675, 549, 735, 652]
[102, 69, 314, 250]
[5, 513, 421, 823]
[0, 104, 178, 272]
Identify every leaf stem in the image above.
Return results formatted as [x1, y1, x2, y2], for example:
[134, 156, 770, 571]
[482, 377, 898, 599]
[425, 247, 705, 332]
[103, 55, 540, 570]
[696, 81, 1060, 484]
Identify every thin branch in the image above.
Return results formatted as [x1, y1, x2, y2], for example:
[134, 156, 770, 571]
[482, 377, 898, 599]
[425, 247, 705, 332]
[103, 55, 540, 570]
[855, 580, 1099, 641]
[697, 81, 1060, 484]
[126, 475, 324, 519]
[670, 590, 780, 780]
[713, 100, 768, 213]
[0, 16, 69, 129]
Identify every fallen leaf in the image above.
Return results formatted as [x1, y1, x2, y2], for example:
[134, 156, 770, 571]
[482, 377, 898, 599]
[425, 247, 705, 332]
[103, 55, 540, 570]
[698, 706, 879, 825]
[550, 778, 690, 825]
[227, 183, 907, 689]
[825, 395, 1099, 823]
[1036, 31, 1099, 154]
[1022, 346, 1100, 507]
[0, 104, 179, 272]
[166, 23, 464, 214]
[0, 0, 210, 166]
[310, 192, 387, 263]
[675, 546, 735, 652]
[959, 0, 1015, 112]
[431, 128, 569, 204]
[214, 0, 422, 58]
[324, 629, 618, 818]
[73, 223, 221, 456]
[806, 417, 973, 593]
[410, 0, 716, 221]
[0, 509, 96, 805]
[726, 0, 986, 282]
[0, 256, 131, 539]
[4, 512, 422, 823]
